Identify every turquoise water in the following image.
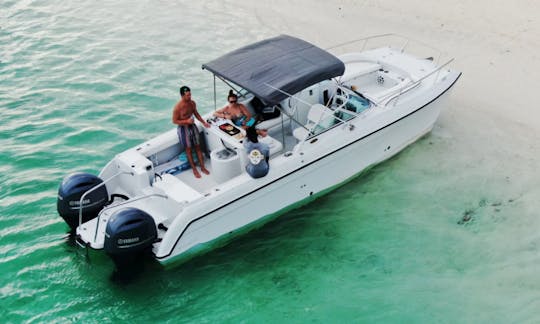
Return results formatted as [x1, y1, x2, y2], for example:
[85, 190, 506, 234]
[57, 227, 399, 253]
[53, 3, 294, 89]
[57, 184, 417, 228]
[2, 1, 540, 323]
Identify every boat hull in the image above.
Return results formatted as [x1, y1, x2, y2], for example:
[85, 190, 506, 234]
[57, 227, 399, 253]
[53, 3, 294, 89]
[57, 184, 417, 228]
[155, 73, 459, 264]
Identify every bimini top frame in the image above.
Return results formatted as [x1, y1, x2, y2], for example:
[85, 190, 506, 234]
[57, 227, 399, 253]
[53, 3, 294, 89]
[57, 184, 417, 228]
[202, 34, 345, 105]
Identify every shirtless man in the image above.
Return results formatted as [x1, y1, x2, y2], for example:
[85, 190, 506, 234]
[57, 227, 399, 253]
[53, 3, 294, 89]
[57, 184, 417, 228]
[172, 86, 210, 178]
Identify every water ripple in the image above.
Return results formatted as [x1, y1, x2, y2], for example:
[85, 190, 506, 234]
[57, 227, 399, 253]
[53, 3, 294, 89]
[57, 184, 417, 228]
[1, 0, 540, 323]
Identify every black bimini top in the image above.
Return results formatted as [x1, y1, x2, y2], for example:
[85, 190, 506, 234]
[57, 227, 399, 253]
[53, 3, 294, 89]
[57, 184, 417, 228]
[202, 35, 345, 105]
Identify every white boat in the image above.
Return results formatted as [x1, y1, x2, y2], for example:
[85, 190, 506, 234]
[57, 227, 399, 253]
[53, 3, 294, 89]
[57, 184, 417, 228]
[57, 34, 461, 266]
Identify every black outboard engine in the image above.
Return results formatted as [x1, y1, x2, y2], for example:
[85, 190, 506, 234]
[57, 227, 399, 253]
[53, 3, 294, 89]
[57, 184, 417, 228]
[57, 173, 109, 230]
[104, 208, 157, 266]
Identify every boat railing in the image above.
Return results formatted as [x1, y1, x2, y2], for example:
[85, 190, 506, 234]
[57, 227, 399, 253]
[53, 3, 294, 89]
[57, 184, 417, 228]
[327, 34, 456, 107]
[78, 170, 133, 227]
[382, 57, 455, 106]
[329, 87, 355, 123]
[93, 192, 168, 241]
[326, 33, 444, 66]
[265, 81, 372, 143]
[263, 82, 315, 134]
[292, 84, 360, 151]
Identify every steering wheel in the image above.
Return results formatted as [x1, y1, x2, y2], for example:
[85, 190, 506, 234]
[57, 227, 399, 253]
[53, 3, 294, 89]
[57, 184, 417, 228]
[333, 94, 348, 110]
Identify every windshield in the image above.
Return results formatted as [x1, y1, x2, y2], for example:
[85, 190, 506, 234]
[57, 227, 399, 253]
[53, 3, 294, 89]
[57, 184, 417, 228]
[345, 94, 370, 113]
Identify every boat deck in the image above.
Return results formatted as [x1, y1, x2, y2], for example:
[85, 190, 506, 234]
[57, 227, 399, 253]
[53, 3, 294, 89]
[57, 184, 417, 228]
[153, 128, 298, 195]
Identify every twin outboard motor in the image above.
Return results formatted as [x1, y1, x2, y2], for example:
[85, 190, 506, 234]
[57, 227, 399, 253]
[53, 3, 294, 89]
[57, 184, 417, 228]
[104, 208, 157, 265]
[57, 173, 109, 230]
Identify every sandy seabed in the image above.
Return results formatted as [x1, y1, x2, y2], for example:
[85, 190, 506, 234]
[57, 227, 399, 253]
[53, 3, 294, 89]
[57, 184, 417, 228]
[227, 0, 540, 319]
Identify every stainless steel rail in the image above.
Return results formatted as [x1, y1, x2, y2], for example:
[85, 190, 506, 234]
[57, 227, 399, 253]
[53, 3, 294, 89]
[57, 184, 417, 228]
[326, 33, 443, 66]
[93, 192, 168, 241]
[383, 58, 455, 106]
[78, 170, 133, 227]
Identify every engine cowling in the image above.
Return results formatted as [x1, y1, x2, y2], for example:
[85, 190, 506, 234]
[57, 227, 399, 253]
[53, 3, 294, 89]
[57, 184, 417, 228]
[104, 208, 157, 260]
[57, 173, 109, 230]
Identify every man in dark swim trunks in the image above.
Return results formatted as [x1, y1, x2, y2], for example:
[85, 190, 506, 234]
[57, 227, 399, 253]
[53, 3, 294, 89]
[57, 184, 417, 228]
[172, 86, 210, 178]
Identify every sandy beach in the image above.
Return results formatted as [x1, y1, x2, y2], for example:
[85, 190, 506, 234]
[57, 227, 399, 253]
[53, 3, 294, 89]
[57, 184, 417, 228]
[233, 0, 540, 130]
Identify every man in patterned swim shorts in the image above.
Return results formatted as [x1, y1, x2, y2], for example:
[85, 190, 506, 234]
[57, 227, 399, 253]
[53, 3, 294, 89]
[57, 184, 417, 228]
[172, 86, 210, 178]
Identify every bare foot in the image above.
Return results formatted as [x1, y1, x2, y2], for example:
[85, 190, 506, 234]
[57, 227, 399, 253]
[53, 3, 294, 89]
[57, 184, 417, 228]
[192, 168, 201, 178]
[257, 129, 268, 137]
[201, 167, 210, 175]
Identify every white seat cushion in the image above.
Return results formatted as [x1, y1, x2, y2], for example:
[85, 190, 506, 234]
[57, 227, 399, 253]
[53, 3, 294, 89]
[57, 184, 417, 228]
[293, 125, 310, 141]
[293, 104, 334, 141]
[153, 174, 202, 204]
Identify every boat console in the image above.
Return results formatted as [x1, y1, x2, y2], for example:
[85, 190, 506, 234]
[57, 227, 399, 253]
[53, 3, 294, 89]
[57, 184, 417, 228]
[204, 117, 283, 183]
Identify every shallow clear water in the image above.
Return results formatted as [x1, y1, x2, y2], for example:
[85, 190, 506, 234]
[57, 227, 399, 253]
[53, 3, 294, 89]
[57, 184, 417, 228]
[2, 1, 540, 323]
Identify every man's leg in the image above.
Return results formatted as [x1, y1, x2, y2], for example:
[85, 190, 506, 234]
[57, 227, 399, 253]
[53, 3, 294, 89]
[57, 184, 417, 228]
[185, 147, 201, 178]
[194, 145, 209, 175]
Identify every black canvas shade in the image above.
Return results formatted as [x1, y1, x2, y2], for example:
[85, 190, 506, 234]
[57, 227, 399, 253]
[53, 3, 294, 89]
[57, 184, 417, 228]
[202, 35, 345, 105]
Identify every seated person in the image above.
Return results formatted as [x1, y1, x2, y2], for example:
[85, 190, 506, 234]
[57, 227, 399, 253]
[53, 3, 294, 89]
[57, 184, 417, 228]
[214, 90, 256, 128]
[244, 127, 269, 179]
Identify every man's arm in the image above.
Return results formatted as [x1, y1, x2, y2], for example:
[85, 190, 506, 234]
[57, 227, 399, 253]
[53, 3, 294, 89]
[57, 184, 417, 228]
[192, 102, 210, 128]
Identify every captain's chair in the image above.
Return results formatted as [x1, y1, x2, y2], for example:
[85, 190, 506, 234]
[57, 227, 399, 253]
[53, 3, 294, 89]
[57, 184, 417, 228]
[292, 104, 334, 141]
